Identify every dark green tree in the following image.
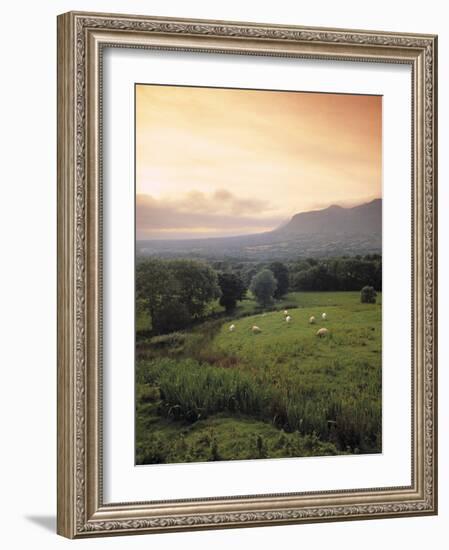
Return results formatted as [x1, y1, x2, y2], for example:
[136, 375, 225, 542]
[292, 264, 338, 291]
[268, 262, 289, 299]
[335, 259, 379, 291]
[249, 269, 277, 307]
[136, 260, 183, 334]
[217, 272, 246, 312]
[136, 259, 221, 334]
[169, 260, 221, 319]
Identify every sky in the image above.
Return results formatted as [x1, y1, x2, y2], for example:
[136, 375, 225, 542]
[136, 84, 382, 240]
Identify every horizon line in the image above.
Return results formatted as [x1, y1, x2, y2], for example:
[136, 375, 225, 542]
[136, 197, 382, 242]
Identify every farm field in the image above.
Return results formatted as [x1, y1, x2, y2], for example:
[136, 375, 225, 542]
[136, 291, 382, 465]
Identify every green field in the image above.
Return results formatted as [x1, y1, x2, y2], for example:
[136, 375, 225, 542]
[136, 291, 382, 464]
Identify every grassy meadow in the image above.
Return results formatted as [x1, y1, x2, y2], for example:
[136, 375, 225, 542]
[136, 291, 382, 464]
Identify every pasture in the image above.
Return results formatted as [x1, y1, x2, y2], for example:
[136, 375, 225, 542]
[136, 291, 382, 464]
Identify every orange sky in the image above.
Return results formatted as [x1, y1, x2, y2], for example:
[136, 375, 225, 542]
[136, 84, 382, 240]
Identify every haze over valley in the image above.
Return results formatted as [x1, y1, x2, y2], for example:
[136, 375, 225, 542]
[137, 198, 382, 260]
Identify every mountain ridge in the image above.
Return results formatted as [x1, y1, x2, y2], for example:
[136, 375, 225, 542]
[136, 198, 382, 260]
[274, 198, 381, 236]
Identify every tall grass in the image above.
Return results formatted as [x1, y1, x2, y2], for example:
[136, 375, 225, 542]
[137, 356, 381, 452]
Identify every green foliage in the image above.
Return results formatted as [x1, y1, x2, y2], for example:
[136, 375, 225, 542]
[136, 291, 382, 464]
[169, 260, 221, 318]
[293, 263, 337, 291]
[249, 269, 278, 307]
[135, 256, 383, 335]
[136, 259, 221, 334]
[291, 256, 382, 292]
[140, 357, 267, 421]
[218, 272, 246, 312]
[269, 262, 289, 298]
[361, 286, 377, 304]
[147, 332, 187, 349]
[135, 415, 340, 465]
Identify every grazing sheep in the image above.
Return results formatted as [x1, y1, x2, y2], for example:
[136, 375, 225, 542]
[322, 312, 327, 320]
[285, 315, 292, 323]
[316, 327, 329, 337]
[229, 324, 236, 332]
[251, 325, 262, 334]
[283, 310, 289, 316]
[309, 316, 316, 324]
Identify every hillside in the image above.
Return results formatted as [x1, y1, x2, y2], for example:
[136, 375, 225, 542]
[136, 199, 382, 260]
[136, 291, 382, 463]
[275, 198, 381, 236]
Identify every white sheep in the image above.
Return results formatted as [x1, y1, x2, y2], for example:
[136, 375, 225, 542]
[251, 325, 262, 334]
[285, 315, 292, 323]
[283, 310, 289, 316]
[309, 316, 316, 324]
[322, 312, 327, 320]
[229, 324, 236, 332]
[316, 327, 329, 337]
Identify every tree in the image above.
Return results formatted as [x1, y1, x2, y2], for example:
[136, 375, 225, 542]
[151, 300, 191, 334]
[269, 262, 289, 299]
[292, 264, 338, 291]
[218, 272, 246, 312]
[250, 269, 277, 307]
[335, 259, 378, 291]
[136, 260, 183, 334]
[361, 286, 377, 304]
[169, 260, 221, 319]
[136, 259, 221, 334]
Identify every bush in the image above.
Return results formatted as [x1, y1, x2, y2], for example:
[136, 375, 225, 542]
[152, 301, 191, 334]
[149, 332, 186, 349]
[360, 286, 377, 304]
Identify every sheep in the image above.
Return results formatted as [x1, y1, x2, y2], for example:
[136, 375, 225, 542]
[283, 310, 289, 316]
[316, 327, 329, 337]
[229, 324, 236, 332]
[285, 315, 292, 323]
[251, 325, 262, 334]
[321, 312, 327, 320]
[309, 316, 316, 324]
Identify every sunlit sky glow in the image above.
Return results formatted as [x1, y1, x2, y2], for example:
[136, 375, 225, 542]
[136, 84, 382, 240]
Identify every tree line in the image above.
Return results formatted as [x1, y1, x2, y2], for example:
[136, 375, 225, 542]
[136, 255, 381, 335]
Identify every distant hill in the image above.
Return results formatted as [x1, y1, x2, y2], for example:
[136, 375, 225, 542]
[136, 199, 382, 261]
[274, 198, 381, 236]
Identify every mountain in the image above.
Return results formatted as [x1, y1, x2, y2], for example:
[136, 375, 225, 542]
[274, 198, 381, 236]
[136, 199, 382, 261]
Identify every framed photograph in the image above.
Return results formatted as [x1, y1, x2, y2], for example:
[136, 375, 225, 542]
[57, 11, 438, 538]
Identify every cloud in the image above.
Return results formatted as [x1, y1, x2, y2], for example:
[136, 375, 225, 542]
[135, 85, 382, 237]
[136, 192, 284, 240]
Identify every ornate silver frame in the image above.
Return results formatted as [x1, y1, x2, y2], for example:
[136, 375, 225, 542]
[57, 11, 438, 538]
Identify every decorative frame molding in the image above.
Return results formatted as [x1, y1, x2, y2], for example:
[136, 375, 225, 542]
[57, 11, 438, 538]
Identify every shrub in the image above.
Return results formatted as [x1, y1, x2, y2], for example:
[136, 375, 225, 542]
[360, 285, 377, 304]
[151, 301, 191, 334]
[149, 332, 186, 349]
